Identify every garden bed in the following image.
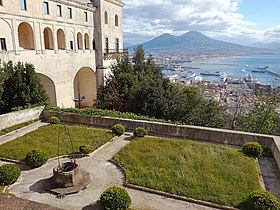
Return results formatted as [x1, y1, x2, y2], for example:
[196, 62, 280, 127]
[114, 137, 261, 207]
[0, 124, 114, 161]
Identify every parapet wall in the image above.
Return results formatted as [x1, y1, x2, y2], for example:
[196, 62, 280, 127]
[0, 106, 44, 130]
[42, 111, 280, 170]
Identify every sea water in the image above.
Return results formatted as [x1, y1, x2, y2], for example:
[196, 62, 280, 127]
[163, 54, 280, 86]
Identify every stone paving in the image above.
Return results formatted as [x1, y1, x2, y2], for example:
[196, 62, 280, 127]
[1, 128, 216, 210]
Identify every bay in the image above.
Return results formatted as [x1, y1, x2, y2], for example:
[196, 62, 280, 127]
[163, 54, 280, 86]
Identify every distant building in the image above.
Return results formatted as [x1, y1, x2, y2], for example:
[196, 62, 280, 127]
[0, 0, 126, 108]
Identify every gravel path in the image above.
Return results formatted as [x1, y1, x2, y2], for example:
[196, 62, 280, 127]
[0, 122, 48, 145]
[7, 133, 216, 210]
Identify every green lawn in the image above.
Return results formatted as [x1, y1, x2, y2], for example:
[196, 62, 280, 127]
[0, 124, 114, 161]
[114, 137, 261, 207]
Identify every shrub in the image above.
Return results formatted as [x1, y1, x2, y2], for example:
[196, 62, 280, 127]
[79, 145, 95, 154]
[242, 142, 263, 158]
[133, 127, 148, 138]
[100, 186, 131, 210]
[0, 164, 21, 185]
[25, 149, 49, 168]
[111, 124, 125, 136]
[245, 190, 280, 210]
[48, 116, 61, 124]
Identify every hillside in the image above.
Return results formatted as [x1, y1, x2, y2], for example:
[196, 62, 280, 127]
[140, 31, 272, 55]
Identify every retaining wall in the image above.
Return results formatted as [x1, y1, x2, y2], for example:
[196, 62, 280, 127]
[0, 106, 44, 130]
[43, 111, 280, 171]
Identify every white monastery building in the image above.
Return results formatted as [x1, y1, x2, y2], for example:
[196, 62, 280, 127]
[0, 0, 125, 107]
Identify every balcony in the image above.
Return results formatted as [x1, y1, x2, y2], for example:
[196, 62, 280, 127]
[103, 49, 128, 60]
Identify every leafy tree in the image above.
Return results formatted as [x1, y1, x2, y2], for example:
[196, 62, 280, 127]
[0, 61, 49, 114]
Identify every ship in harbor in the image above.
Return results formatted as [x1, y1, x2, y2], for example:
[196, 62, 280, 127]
[200, 71, 221, 76]
[252, 65, 269, 73]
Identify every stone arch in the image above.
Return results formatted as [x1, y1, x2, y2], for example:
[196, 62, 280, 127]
[73, 67, 96, 108]
[104, 11, 108, 24]
[67, 30, 75, 50]
[43, 27, 54, 49]
[84, 33, 89, 49]
[115, 15, 118, 26]
[0, 18, 13, 51]
[38, 73, 57, 106]
[18, 22, 35, 50]
[57, 29, 65, 50]
[77, 32, 82, 50]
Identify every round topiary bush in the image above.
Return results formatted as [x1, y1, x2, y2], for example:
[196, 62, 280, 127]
[0, 164, 21, 186]
[100, 186, 131, 210]
[111, 124, 125, 136]
[25, 149, 49, 168]
[79, 145, 95, 154]
[245, 190, 280, 210]
[48, 116, 61, 124]
[133, 127, 148, 138]
[242, 142, 263, 158]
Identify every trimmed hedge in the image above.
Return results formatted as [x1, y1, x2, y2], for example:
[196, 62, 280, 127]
[79, 145, 95, 154]
[45, 107, 175, 124]
[25, 149, 49, 168]
[133, 127, 148, 137]
[48, 116, 61, 124]
[242, 142, 263, 158]
[112, 124, 125, 136]
[0, 164, 21, 185]
[245, 190, 280, 210]
[100, 186, 131, 210]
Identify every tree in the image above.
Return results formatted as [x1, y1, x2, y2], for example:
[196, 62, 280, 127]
[0, 61, 49, 114]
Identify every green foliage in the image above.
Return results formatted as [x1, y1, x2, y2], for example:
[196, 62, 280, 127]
[242, 142, 264, 158]
[25, 149, 49, 168]
[244, 190, 280, 210]
[95, 45, 227, 129]
[112, 124, 125, 136]
[0, 124, 114, 161]
[114, 137, 261, 207]
[0, 61, 49, 114]
[48, 116, 61, 124]
[46, 107, 170, 124]
[100, 186, 131, 210]
[133, 127, 148, 137]
[0, 164, 21, 185]
[235, 102, 279, 135]
[79, 145, 95, 154]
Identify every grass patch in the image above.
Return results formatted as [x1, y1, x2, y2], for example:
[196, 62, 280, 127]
[0, 119, 39, 136]
[0, 124, 114, 161]
[114, 137, 261, 207]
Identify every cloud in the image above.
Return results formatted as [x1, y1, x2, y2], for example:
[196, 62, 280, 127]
[122, 0, 280, 45]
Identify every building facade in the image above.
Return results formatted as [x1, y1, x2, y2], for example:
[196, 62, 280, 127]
[0, 0, 124, 108]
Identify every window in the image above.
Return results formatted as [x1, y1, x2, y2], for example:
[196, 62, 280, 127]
[92, 39, 95, 49]
[84, 12, 88, 22]
[68, 7, 72, 19]
[70, 41, 74, 50]
[115, 15, 118, 26]
[0, 38, 7, 51]
[104, 11, 108, 24]
[57, 5, 62, 17]
[0, 0, 3, 6]
[44, 2, 49, 15]
[105, 38, 109, 52]
[115, 38, 119, 52]
[20, 0, 27, 11]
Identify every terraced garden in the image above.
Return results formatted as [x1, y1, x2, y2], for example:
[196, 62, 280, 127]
[114, 137, 261, 207]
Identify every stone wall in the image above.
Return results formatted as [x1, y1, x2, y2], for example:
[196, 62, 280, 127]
[0, 106, 44, 130]
[42, 111, 280, 171]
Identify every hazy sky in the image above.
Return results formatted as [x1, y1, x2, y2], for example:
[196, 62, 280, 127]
[123, 0, 280, 45]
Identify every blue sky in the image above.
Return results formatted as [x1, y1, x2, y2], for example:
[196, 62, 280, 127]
[123, 0, 280, 45]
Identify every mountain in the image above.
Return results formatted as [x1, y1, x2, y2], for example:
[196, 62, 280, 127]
[140, 31, 272, 55]
[250, 42, 280, 50]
